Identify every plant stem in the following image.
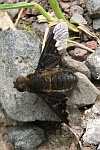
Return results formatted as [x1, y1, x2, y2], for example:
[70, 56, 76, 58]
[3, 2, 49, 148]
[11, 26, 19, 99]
[0, 3, 54, 22]
[48, 0, 78, 32]
[0, 1, 79, 31]
[34, 3, 55, 22]
[48, 0, 67, 21]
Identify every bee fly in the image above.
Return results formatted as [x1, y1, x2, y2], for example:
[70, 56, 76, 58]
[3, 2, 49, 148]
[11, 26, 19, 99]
[13, 22, 78, 125]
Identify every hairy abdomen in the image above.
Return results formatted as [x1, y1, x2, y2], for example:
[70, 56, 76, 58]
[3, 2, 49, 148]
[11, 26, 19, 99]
[50, 72, 77, 91]
[28, 71, 77, 92]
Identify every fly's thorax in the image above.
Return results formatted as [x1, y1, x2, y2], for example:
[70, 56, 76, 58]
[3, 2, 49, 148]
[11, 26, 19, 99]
[28, 74, 50, 92]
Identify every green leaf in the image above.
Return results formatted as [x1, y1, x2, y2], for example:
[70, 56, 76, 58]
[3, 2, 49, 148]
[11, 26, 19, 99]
[0, 3, 54, 22]
[0, 1, 78, 31]
[48, 0, 78, 31]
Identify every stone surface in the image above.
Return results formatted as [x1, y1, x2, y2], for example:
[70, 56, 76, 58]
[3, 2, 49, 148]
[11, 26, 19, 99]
[86, 0, 100, 18]
[0, 30, 60, 122]
[7, 9, 18, 20]
[73, 47, 88, 60]
[85, 41, 97, 50]
[68, 92, 100, 149]
[68, 104, 82, 129]
[78, 0, 87, 5]
[93, 18, 100, 31]
[83, 119, 100, 145]
[37, 124, 80, 150]
[0, 0, 4, 3]
[97, 145, 100, 150]
[84, 13, 92, 25]
[60, 1, 71, 10]
[69, 5, 84, 16]
[0, 139, 14, 150]
[62, 56, 91, 78]
[95, 31, 100, 39]
[82, 96, 100, 146]
[31, 22, 48, 43]
[86, 46, 100, 80]
[7, 124, 45, 150]
[70, 13, 87, 25]
[0, 104, 15, 150]
[68, 72, 100, 106]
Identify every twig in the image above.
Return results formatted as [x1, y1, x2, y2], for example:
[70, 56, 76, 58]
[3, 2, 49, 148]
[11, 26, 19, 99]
[68, 40, 95, 53]
[15, 0, 28, 27]
[78, 24, 100, 45]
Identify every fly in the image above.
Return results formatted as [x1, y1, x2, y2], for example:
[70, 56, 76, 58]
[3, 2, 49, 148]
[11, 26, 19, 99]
[13, 22, 78, 125]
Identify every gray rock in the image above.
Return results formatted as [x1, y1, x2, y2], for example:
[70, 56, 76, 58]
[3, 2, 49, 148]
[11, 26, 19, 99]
[70, 5, 84, 16]
[82, 99, 100, 146]
[86, 46, 100, 80]
[62, 56, 91, 78]
[0, 30, 60, 122]
[93, 18, 100, 30]
[7, 9, 18, 20]
[84, 12, 92, 25]
[37, 123, 80, 150]
[86, 0, 100, 18]
[70, 94, 100, 148]
[95, 31, 100, 39]
[31, 22, 48, 42]
[68, 104, 82, 128]
[68, 72, 100, 106]
[7, 124, 45, 150]
[70, 13, 87, 25]
[0, 0, 4, 3]
[97, 145, 100, 150]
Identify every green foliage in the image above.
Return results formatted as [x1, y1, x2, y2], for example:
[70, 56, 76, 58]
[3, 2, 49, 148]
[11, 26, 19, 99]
[0, 1, 77, 31]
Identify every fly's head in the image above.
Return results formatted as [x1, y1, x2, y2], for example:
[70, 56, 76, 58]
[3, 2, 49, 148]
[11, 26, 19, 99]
[13, 76, 29, 92]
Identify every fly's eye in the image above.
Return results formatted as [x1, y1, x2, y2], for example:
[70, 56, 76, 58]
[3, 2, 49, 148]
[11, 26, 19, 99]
[13, 76, 26, 92]
[16, 77, 25, 83]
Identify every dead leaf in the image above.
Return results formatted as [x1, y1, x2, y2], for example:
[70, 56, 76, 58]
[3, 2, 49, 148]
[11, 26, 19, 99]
[68, 40, 95, 52]
[78, 25, 100, 45]
[37, 12, 57, 23]
[0, 11, 16, 31]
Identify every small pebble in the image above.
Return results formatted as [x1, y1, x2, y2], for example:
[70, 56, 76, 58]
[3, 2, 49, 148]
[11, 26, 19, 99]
[85, 41, 97, 50]
[69, 5, 84, 16]
[60, 1, 71, 10]
[74, 47, 88, 60]
[70, 13, 87, 25]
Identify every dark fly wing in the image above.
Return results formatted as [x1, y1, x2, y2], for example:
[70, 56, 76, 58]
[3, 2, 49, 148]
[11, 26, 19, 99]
[36, 32, 61, 73]
[37, 92, 69, 125]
